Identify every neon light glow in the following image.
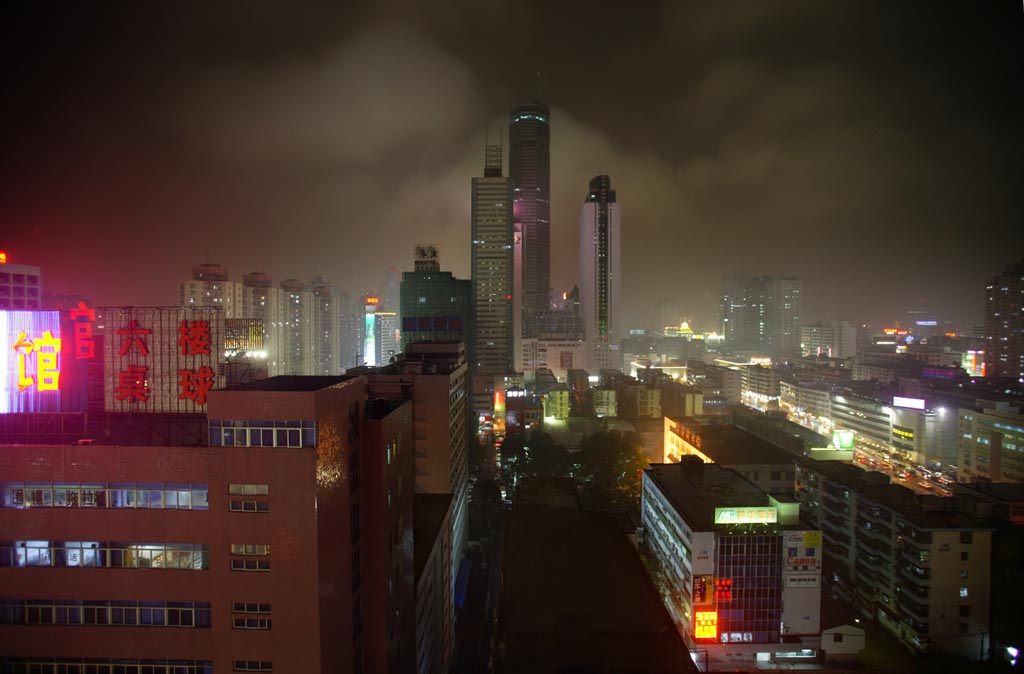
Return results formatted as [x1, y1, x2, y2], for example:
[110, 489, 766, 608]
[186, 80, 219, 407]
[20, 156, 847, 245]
[694, 611, 717, 639]
[69, 302, 96, 359]
[2, 311, 63, 412]
[0, 251, 6, 264]
[366, 296, 380, 305]
[364, 312, 377, 367]
[832, 429, 855, 449]
[714, 507, 777, 525]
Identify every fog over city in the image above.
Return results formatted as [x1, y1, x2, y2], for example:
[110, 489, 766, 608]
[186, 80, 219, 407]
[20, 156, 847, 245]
[4, 1, 1021, 329]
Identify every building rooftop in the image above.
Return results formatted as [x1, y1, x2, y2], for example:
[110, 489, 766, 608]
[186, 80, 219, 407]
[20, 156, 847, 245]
[499, 506, 695, 673]
[413, 493, 453, 583]
[805, 461, 987, 530]
[219, 375, 358, 392]
[646, 459, 776, 530]
[668, 417, 798, 465]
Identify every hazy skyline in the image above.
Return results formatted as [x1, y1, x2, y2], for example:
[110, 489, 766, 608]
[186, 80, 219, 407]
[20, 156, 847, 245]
[4, 1, 1021, 332]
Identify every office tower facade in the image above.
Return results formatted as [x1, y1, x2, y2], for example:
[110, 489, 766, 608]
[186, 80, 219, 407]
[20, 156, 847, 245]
[178, 263, 243, 317]
[0, 375, 416, 674]
[642, 459, 821, 650]
[719, 275, 801, 360]
[984, 259, 1024, 381]
[509, 98, 551, 332]
[378, 268, 402, 366]
[580, 175, 622, 372]
[0, 257, 42, 310]
[399, 246, 471, 352]
[471, 145, 515, 414]
[719, 274, 757, 348]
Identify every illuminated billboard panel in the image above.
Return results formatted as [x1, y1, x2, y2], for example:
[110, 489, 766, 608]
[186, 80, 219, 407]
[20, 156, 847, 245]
[364, 312, 377, 367]
[694, 611, 717, 639]
[103, 307, 223, 413]
[893, 396, 925, 410]
[832, 429, 855, 449]
[714, 507, 777, 525]
[1, 311, 63, 413]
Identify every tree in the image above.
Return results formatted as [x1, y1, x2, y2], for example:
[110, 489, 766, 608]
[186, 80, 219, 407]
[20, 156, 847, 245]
[574, 430, 650, 510]
[520, 429, 571, 478]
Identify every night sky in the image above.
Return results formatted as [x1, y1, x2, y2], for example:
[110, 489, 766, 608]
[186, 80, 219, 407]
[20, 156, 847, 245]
[4, 1, 1022, 331]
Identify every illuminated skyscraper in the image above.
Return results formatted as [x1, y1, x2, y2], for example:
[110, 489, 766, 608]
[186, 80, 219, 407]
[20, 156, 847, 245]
[471, 144, 514, 413]
[719, 275, 801, 361]
[985, 259, 1024, 381]
[378, 267, 401, 366]
[579, 175, 621, 371]
[509, 94, 551, 334]
[399, 246, 471, 351]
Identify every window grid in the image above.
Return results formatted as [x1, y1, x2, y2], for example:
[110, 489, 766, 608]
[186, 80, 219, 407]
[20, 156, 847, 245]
[230, 559, 270, 572]
[228, 484, 269, 495]
[233, 662, 272, 672]
[0, 542, 209, 570]
[0, 600, 211, 628]
[229, 501, 269, 513]
[1, 482, 209, 510]
[0, 658, 213, 673]
[210, 418, 314, 448]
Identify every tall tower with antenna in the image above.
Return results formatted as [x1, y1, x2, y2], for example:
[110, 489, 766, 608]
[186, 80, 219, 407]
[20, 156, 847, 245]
[508, 75, 551, 337]
[471, 133, 514, 414]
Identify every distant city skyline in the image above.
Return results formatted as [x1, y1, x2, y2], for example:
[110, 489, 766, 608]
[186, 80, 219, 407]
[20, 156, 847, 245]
[3, 2, 1021, 332]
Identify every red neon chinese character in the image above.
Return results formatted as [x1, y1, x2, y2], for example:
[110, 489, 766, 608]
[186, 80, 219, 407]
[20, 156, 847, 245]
[12, 331, 35, 391]
[115, 365, 149, 402]
[117, 320, 151, 356]
[178, 366, 216, 405]
[177, 320, 211, 356]
[70, 302, 96, 359]
[35, 330, 62, 391]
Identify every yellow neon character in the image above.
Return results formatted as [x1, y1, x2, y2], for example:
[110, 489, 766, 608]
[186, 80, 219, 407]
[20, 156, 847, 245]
[12, 331, 35, 391]
[35, 330, 62, 391]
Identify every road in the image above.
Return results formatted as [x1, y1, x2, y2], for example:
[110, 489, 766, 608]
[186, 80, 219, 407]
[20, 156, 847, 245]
[853, 448, 953, 496]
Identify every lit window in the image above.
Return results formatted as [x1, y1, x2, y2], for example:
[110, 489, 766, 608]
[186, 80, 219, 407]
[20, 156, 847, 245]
[959, 587, 968, 598]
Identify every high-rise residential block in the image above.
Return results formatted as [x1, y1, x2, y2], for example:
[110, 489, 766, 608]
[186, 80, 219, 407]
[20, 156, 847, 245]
[959, 404, 1024, 482]
[509, 97, 551, 332]
[984, 259, 1024, 381]
[278, 278, 315, 376]
[796, 461, 991, 660]
[719, 275, 802, 360]
[178, 263, 243, 317]
[0, 256, 42, 310]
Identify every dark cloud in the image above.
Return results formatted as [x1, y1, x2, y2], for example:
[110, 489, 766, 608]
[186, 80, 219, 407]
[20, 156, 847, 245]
[2, 0, 1021, 331]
